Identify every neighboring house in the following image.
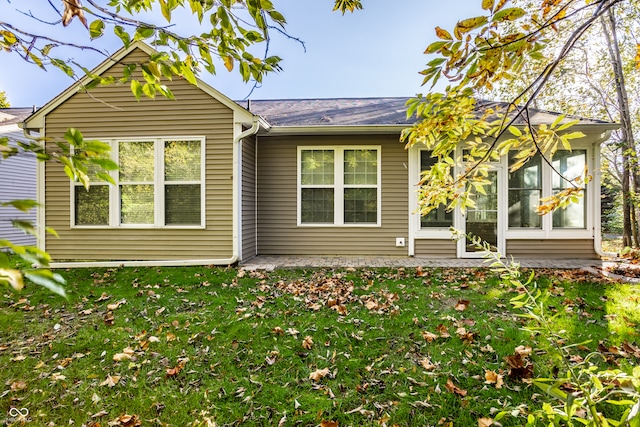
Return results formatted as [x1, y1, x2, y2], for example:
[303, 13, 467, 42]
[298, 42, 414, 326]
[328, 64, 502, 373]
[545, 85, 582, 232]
[0, 108, 37, 247]
[21, 41, 617, 267]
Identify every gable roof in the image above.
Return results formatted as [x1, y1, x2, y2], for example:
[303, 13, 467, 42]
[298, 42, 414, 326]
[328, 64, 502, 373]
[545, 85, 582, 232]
[22, 41, 253, 129]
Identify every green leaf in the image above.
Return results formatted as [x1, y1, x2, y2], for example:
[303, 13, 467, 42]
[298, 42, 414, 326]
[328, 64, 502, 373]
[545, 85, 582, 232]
[508, 126, 522, 137]
[24, 269, 66, 298]
[492, 7, 526, 22]
[130, 79, 143, 101]
[454, 16, 489, 39]
[135, 26, 155, 40]
[114, 25, 131, 47]
[424, 41, 449, 54]
[51, 59, 75, 77]
[64, 128, 84, 146]
[89, 20, 105, 39]
[2, 199, 38, 212]
[481, 0, 494, 11]
[11, 220, 36, 236]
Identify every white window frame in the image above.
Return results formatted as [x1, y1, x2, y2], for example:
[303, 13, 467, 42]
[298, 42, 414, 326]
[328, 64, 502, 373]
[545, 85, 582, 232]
[297, 146, 382, 227]
[409, 143, 595, 242]
[71, 136, 206, 229]
[505, 145, 593, 239]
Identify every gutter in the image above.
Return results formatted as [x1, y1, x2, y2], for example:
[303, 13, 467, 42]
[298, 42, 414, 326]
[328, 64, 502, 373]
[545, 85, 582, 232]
[48, 117, 262, 269]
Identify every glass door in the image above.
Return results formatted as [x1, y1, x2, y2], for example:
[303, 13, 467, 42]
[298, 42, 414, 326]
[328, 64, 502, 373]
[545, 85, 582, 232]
[460, 169, 504, 257]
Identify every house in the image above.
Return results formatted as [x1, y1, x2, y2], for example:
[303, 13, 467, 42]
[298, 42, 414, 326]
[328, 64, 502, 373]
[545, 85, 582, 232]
[20, 41, 617, 267]
[1, 108, 37, 247]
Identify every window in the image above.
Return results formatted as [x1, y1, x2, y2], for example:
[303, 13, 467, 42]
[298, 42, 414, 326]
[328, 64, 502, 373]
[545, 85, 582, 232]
[507, 149, 587, 231]
[420, 150, 453, 228]
[552, 150, 586, 228]
[508, 152, 542, 228]
[299, 147, 380, 226]
[73, 137, 204, 227]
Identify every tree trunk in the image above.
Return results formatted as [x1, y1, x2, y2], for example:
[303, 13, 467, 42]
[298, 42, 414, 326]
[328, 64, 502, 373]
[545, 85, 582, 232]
[601, 8, 639, 247]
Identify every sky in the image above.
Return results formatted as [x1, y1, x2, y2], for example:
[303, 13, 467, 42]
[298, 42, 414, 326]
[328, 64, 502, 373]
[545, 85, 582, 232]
[0, 0, 484, 107]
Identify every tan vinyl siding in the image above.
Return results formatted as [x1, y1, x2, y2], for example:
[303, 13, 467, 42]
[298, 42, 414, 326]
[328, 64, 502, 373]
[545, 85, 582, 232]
[257, 135, 409, 255]
[506, 239, 597, 259]
[241, 135, 257, 261]
[43, 48, 234, 261]
[414, 239, 457, 258]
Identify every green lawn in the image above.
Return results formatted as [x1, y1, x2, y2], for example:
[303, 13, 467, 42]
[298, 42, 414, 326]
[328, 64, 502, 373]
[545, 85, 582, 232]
[1, 265, 639, 426]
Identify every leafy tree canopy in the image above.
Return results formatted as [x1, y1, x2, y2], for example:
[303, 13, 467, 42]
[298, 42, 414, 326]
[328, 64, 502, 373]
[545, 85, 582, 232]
[0, 91, 9, 108]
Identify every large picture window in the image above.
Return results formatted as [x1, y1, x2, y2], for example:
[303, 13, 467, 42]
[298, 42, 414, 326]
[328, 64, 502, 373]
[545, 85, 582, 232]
[507, 149, 587, 231]
[508, 152, 542, 228]
[552, 150, 587, 228]
[299, 147, 380, 226]
[420, 150, 453, 228]
[73, 137, 205, 227]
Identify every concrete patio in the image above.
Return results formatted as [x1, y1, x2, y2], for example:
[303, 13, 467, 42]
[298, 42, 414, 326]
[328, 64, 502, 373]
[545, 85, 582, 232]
[240, 255, 616, 271]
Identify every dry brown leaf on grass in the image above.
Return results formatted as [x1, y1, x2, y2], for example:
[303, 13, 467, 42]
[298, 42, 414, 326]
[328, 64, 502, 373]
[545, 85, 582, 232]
[302, 336, 314, 350]
[455, 299, 470, 311]
[419, 357, 437, 371]
[100, 374, 121, 387]
[320, 421, 339, 427]
[309, 367, 331, 382]
[478, 417, 494, 427]
[107, 299, 127, 311]
[166, 358, 189, 377]
[444, 378, 467, 396]
[422, 331, 439, 342]
[484, 370, 504, 389]
[436, 324, 451, 338]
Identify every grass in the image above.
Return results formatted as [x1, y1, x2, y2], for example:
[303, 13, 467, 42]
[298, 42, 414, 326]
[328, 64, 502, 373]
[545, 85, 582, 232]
[1, 264, 639, 426]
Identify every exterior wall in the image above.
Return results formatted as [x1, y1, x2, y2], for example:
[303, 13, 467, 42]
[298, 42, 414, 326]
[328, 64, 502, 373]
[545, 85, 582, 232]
[256, 134, 409, 256]
[43, 48, 235, 261]
[506, 239, 597, 259]
[414, 239, 457, 258]
[0, 128, 36, 247]
[241, 135, 257, 261]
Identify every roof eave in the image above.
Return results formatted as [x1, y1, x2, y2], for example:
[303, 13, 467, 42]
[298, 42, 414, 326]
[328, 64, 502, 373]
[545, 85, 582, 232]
[259, 124, 409, 135]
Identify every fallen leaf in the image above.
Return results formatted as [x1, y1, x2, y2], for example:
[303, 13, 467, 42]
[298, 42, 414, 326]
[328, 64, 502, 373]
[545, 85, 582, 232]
[309, 367, 331, 382]
[272, 326, 284, 336]
[436, 324, 451, 338]
[302, 336, 314, 350]
[96, 292, 110, 302]
[91, 410, 108, 418]
[100, 374, 121, 387]
[455, 299, 470, 311]
[484, 370, 504, 389]
[445, 378, 467, 396]
[166, 357, 189, 377]
[51, 373, 66, 381]
[419, 357, 436, 371]
[320, 421, 339, 427]
[478, 417, 494, 427]
[107, 299, 127, 311]
[104, 311, 115, 326]
[422, 331, 438, 343]
[10, 381, 27, 391]
[166, 332, 177, 342]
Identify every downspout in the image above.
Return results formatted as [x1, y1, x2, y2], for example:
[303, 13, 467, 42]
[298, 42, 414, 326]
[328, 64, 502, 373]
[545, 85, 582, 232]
[593, 130, 615, 259]
[21, 124, 46, 255]
[229, 117, 261, 265]
[45, 117, 261, 269]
